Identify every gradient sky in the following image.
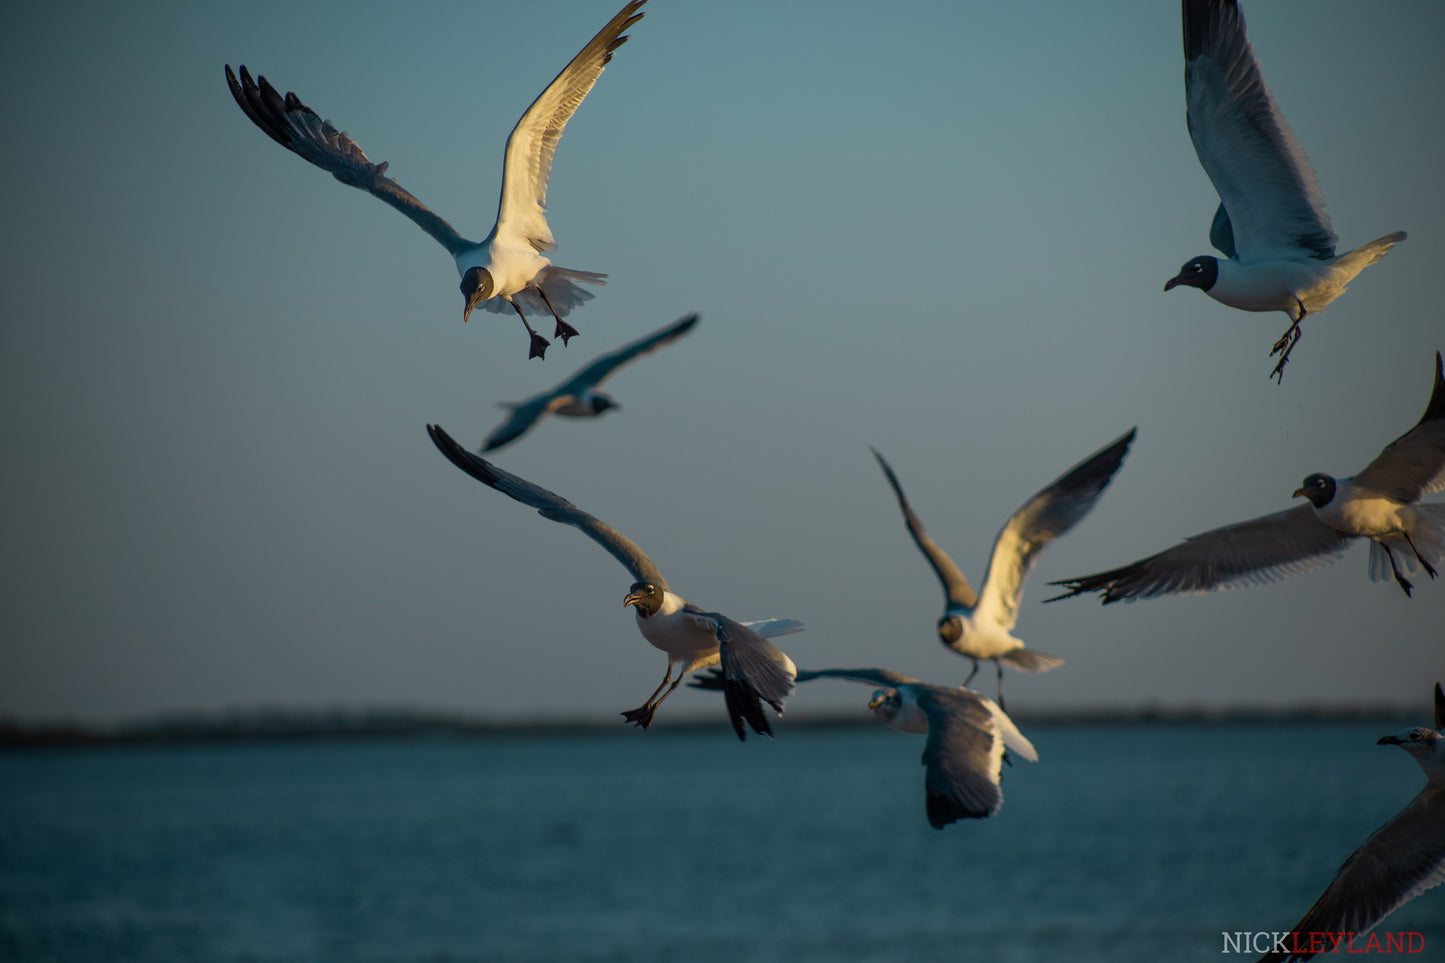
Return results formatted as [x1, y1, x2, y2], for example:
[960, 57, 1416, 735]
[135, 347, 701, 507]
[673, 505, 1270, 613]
[3, 0, 1441, 726]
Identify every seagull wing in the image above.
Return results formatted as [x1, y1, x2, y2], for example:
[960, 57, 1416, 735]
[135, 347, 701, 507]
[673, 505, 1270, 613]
[1353, 352, 1445, 501]
[1181, 0, 1336, 260]
[871, 449, 978, 609]
[490, 0, 646, 254]
[915, 685, 1035, 826]
[427, 423, 667, 589]
[1257, 787, 1445, 963]
[479, 395, 561, 453]
[974, 428, 1136, 630]
[225, 65, 472, 256]
[792, 667, 922, 688]
[558, 313, 700, 394]
[1045, 503, 1353, 603]
[695, 611, 796, 741]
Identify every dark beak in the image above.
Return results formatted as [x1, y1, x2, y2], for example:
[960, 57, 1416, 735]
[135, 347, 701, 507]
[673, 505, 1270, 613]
[1163, 274, 1185, 292]
[1377, 735, 1402, 745]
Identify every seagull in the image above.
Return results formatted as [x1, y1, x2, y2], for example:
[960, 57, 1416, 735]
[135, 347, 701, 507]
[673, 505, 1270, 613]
[1255, 683, 1445, 963]
[871, 429, 1135, 708]
[1049, 352, 1445, 602]
[425, 423, 799, 739]
[479, 313, 699, 452]
[225, 0, 646, 360]
[695, 666, 1037, 827]
[1166, 0, 1406, 382]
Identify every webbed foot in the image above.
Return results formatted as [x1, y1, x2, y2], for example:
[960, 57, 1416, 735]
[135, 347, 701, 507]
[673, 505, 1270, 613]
[528, 332, 551, 360]
[553, 319, 580, 345]
[621, 705, 656, 729]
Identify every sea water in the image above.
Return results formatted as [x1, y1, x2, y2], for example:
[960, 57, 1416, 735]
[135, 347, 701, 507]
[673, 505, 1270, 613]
[2, 721, 1440, 962]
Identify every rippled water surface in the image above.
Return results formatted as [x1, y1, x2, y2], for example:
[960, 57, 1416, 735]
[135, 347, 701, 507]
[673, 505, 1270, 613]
[2, 720, 1440, 962]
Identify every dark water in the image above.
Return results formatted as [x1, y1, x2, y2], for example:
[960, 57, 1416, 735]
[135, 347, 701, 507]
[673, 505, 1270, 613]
[2, 721, 1440, 962]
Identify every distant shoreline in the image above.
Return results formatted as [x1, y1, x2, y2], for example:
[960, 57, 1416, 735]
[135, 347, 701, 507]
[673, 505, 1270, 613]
[0, 703, 1420, 749]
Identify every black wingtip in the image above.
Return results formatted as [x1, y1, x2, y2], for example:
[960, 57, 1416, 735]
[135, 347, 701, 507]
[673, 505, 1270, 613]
[1040, 584, 1082, 604]
[1419, 350, 1445, 426]
[427, 423, 502, 489]
[722, 677, 775, 742]
[1182, 0, 1240, 64]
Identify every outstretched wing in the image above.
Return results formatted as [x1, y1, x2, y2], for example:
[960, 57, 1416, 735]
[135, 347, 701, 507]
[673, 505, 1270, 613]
[1046, 503, 1352, 603]
[225, 65, 471, 255]
[559, 313, 700, 395]
[974, 428, 1135, 630]
[491, 0, 646, 253]
[479, 396, 558, 453]
[427, 423, 667, 589]
[793, 667, 922, 688]
[1181, 0, 1336, 260]
[1353, 352, 1445, 501]
[1257, 787, 1445, 963]
[871, 449, 977, 609]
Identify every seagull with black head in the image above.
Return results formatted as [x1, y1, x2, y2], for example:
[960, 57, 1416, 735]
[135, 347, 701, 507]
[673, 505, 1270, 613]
[426, 424, 800, 739]
[1166, 0, 1405, 381]
[226, 1, 646, 359]
[1050, 352, 1445, 602]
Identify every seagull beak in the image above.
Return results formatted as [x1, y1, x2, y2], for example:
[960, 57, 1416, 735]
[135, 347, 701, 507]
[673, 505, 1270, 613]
[1163, 274, 1186, 292]
[462, 293, 482, 323]
[1291, 487, 1307, 499]
[1377, 735, 1402, 745]
[866, 694, 885, 710]
[623, 593, 642, 609]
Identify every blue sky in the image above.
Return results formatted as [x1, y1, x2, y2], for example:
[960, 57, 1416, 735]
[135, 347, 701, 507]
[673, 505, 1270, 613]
[2, 0, 1441, 725]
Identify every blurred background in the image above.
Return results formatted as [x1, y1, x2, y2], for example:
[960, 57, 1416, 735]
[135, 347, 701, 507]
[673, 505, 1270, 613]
[2, 0, 1441, 729]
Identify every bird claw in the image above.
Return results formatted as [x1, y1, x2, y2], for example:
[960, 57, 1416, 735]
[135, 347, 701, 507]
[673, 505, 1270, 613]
[527, 332, 551, 360]
[1268, 326, 1302, 383]
[553, 319, 580, 345]
[621, 705, 655, 729]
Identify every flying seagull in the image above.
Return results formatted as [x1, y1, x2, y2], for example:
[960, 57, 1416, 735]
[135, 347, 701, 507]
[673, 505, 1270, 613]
[226, 0, 646, 360]
[1166, 0, 1405, 382]
[480, 313, 699, 452]
[871, 429, 1135, 708]
[425, 423, 799, 739]
[1050, 352, 1445, 602]
[695, 666, 1037, 827]
[1256, 683, 1445, 963]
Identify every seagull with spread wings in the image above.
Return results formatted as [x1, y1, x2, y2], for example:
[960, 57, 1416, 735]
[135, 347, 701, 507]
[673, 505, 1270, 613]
[226, 1, 646, 359]
[1166, 0, 1405, 381]
[426, 424, 799, 739]
[1256, 683, 1445, 963]
[1050, 352, 1445, 602]
[871, 429, 1135, 708]
[693, 665, 1036, 827]
[480, 313, 699, 452]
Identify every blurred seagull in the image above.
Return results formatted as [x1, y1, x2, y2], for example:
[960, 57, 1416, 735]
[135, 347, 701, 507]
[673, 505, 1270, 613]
[696, 666, 1037, 827]
[1166, 0, 1405, 382]
[480, 313, 698, 452]
[871, 429, 1135, 708]
[226, 0, 647, 360]
[426, 424, 799, 739]
[1049, 352, 1445, 602]
[1256, 683, 1445, 963]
